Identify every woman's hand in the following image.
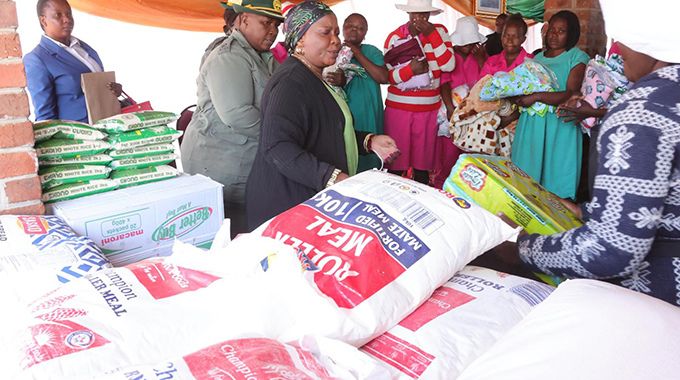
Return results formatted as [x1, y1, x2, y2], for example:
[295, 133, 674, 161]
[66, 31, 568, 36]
[491, 213, 527, 265]
[107, 82, 123, 97]
[324, 70, 346, 87]
[557, 98, 605, 123]
[558, 197, 583, 219]
[336, 172, 350, 183]
[409, 57, 429, 75]
[412, 19, 435, 36]
[471, 43, 487, 69]
[510, 93, 539, 108]
[369, 134, 400, 165]
[343, 41, 361, 56]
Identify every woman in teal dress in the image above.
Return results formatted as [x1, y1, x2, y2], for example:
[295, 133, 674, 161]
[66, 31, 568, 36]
[510, 11, 589, 199]
[327, 13, 388, 172]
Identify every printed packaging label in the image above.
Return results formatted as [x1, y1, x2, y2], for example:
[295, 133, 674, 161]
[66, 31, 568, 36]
[444, 154, 583, 235]
[361, 332, 435, 379]
[262, 190, 431, 308]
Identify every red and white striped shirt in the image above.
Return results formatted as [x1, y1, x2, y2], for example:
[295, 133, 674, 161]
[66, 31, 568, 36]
[384, 23, 455, 112]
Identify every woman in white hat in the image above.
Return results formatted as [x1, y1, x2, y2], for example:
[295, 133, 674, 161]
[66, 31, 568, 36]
[507, 0, 680, 306]
[431, 15, 488, 189]
[449, 16, 488, 88]
[383, 0, 456, 185]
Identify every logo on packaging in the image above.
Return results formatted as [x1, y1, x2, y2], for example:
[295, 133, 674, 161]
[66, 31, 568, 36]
[459, 164, 487, 192]
[65, 330, 95, 349]
[17, 216, 49, 235]
[504, 160, 530, 178]
[483, 159, 510, 178]
[153, 205, 213, 241]
[452, 197, 471, 209]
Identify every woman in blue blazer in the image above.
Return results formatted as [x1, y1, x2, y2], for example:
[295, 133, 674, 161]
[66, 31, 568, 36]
[24, 0, 121, 123]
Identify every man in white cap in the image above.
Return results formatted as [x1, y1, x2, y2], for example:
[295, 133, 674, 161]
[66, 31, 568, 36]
[383, 0, 455, 185]
[509, 0, 680, 306]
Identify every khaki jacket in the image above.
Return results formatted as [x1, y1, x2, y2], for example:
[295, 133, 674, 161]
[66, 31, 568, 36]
[181, 30, 277, 204]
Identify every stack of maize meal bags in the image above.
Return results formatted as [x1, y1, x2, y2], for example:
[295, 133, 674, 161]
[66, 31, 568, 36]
[35, 111, 182, 204]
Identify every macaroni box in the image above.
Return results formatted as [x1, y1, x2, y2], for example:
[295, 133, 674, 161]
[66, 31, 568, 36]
[444, 154, 582, 235]
[50, 174, 223, 266]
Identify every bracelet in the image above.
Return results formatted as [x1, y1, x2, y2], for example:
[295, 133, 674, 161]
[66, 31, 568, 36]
[326, 168, 342, 188]
[363, 133, 375, 152]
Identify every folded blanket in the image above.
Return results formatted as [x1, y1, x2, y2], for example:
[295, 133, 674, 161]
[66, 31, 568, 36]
[479, 59, 558, 116]
[449, 76, 516, 156]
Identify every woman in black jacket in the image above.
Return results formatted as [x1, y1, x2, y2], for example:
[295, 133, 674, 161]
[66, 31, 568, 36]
[246, 1, 399, 229]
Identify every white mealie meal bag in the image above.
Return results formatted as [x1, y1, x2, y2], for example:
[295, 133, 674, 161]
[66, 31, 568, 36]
[250, 170, 519, 345]
[361, 266, 554, 379]
[1, 171, 517, 379]
[457, 279, 680, 380]
[1, 241, 387, 380]
[0, 215, 110, 295]
[99, 336, 390, 380]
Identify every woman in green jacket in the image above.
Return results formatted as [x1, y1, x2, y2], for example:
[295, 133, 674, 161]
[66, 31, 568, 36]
[181, 0, 283, 237]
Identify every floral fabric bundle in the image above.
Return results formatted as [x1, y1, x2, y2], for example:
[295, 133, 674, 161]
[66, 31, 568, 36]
[479, 59, 558, 116]
[580, 54, 629, 131]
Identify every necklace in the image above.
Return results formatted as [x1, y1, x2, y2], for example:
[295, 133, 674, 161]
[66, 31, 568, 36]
[293, 54, 325, 82]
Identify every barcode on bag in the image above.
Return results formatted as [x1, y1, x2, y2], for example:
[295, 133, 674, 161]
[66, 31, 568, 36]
[360, 185, 443, 234]
[510, 282, 554, 306]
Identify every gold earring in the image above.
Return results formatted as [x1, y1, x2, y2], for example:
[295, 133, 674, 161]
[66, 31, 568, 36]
[295, 46, 304, 55]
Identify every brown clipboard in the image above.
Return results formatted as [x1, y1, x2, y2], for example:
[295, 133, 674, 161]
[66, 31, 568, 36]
[81, 71, 121, 123]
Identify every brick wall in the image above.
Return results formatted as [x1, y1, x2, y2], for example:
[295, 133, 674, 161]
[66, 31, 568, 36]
[0, 0, 44, 215]
[544, 0, 607, 57]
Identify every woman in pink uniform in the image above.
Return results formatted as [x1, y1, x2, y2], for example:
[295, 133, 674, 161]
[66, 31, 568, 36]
[432, 16, 487, 188]
[479, 14, 532, 79]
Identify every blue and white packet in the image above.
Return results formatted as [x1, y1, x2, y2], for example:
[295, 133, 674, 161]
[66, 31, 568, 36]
[0, 215, 111, 284]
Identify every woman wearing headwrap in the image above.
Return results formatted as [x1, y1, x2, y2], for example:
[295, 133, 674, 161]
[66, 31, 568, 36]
[246, 1, 400, 229]
[503, 0, 680, 306]
[181, 0, 283, 237]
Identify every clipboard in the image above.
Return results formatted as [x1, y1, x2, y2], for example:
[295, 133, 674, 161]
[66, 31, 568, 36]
[81, 71, 121, 123]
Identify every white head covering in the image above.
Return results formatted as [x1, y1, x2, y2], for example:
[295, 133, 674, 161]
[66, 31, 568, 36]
[395, 0, 443, 15]
[600, 0, 680, 63]
[450, 16, 487, 46]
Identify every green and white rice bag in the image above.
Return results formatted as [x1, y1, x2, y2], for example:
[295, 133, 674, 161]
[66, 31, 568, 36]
[33, 120, 108, 142]
[39, 154, 113, 167]
[108, 144, 175, 159]
[39, 164, 112, 189]
[35, 139, 111, 159]
[42, 180, 118, 203]
[109, 153, 177, 170]
[110, 165, 179, 188]
[94, 111, 178, 133]
[106, 126, 182, 150]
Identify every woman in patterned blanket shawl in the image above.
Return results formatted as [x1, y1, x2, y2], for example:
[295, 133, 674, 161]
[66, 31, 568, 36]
[502, 0, 680, 306]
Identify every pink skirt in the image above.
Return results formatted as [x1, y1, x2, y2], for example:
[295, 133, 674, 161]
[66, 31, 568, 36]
[384, 107, 439, 171]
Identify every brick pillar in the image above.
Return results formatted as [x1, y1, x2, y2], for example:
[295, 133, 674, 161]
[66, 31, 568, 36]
[544, 0, 607, 57]
[0, 0, 44, 215]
